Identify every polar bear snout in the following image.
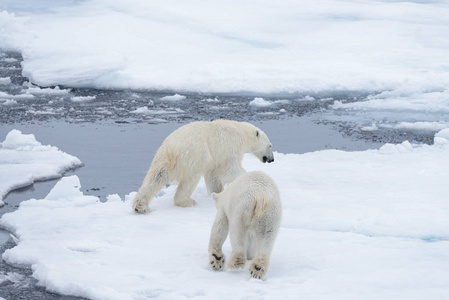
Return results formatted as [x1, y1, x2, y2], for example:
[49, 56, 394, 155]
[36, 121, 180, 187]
[263, 155, 274, 163]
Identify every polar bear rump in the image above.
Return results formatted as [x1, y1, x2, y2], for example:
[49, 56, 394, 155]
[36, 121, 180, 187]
[208, 171, 282, 280]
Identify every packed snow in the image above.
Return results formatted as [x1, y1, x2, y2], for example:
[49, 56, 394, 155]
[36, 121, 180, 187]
[0, 130, 83, 206]
[0, 0, 449, 97]
[361, 123, 379, 132]
[1, 1, 449, 298]
[0, 91, 34, 100]
[297, 96, 316, 102]
[1, 130, 448, 300]
[332, 89, 449, 113]
[383, 121, 449, 132]
[249, 97, 289, 108]
[25, 85, 71, 96]
[361, 121, 449, 133]
[130, 107, 185, 115]
[71, 95, 96, 102]
[160, 94, 186, 101]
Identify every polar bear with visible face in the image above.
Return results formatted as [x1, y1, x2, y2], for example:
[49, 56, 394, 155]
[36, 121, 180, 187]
[133, 120, 274, 213]
[208, 171, 282, 280]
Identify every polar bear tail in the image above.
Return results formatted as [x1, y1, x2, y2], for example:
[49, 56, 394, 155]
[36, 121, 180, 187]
[252, 195, 271, 218]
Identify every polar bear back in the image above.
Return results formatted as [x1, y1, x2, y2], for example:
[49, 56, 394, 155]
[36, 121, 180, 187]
[218, 171, 281, 221]
[157, 120, 258, 173]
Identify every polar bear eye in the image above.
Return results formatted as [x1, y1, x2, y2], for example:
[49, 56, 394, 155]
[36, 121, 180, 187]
[256, 130, 259, 137]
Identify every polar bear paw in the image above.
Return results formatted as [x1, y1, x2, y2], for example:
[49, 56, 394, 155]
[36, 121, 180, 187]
[249, 261, 266, 280]
[209, 251, 225, 271]
[227, 252, 246, 270]
[133, 200, 152, 214]
[174, 197, 197, 207]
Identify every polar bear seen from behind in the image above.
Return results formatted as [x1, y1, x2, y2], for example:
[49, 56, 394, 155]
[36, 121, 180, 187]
[133, 120, 274, 213]
[208, 171, 282, 280]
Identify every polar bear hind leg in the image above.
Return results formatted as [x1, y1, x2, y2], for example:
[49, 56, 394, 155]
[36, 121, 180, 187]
[246, 234, 258, 260]
[249, 253, 269, 280]
[248, 215, 280, 279]
[174, 173, 202, 207]
[227, 220, 249, 270]
[228, 251, 246, 270]
[133, 168, 171, 213]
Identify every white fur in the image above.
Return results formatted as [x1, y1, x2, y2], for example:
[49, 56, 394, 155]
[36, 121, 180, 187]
[208, 171, 282, 280]
[133, 119, 274, 213]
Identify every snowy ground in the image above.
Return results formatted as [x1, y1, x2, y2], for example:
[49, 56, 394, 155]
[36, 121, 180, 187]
[1, 0, 449, 95]
[1, 130, 448, 300]
[0, 130, 82, 207]
[1, 0, 449, 299]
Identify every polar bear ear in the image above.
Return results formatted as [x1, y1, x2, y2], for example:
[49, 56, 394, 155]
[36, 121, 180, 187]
[211, 193, 220, 209]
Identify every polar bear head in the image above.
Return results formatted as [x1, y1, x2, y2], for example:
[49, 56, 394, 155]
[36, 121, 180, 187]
[251, 128, 274, 163]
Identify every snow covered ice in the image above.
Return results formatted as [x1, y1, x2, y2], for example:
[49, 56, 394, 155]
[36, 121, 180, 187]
[0, 130, 82, 207]
[1, 0, 449, 299]
[1, 0, 449, 96]
[70, 96, 96, 103]
[1, 0, 449, 131]
[1, 129, 448, 300]
[249, 97, 290, 108]
[160, 94, 187, 102]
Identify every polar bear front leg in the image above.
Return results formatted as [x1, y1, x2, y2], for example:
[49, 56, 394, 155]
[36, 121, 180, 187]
[174, 174, 201, 207]
[208, 211, 229, 271]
